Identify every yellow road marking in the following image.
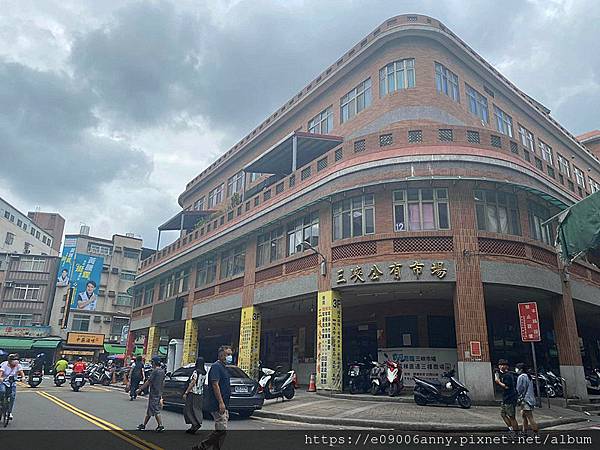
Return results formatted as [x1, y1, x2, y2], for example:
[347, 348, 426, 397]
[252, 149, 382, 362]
[89, 386, 111, 392]
[36, 391, 163, 450]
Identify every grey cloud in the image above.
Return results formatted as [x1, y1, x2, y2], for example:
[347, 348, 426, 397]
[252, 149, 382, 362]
[0, 60, 152, 203]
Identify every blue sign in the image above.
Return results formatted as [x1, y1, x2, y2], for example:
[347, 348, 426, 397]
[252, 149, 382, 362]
[58, 241, 104, 311]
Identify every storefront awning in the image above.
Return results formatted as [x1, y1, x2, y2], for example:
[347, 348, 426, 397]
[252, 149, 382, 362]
[103, 344, 126, 355]
[133, 346, 144, 356]
[32, 339, 62, 349]
[243, 131, 343, 175]
[0, 338, 33, 350]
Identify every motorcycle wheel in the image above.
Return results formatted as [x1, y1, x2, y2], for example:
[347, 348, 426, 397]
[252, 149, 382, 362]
[349, 381, 359, 394]
[370, 382, 379, 396]
[72, 385, 80, 392]
[387, 383, 399, 397]
[101, 378, 111, 386]
[283, 385, 295, 400]
[457, 394, 472, 409]
[89, 379, 95, 385]
[414, 394, 428, 406]
[546, 385, 556, 398]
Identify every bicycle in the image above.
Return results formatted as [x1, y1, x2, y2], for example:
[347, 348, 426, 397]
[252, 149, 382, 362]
[0, 376, 16, 427]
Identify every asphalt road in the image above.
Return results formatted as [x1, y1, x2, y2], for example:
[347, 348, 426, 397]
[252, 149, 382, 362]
[2, 377, 356, 450]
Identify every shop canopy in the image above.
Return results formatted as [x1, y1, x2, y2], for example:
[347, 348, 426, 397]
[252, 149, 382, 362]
[243, 131, 343, 176]
[0, 338, 33, 351]
[557, 190, 600, 262]
[31, 339, 61, 349]
[103, 344, 126, 355]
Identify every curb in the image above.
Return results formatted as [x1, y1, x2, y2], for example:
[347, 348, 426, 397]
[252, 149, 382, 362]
[316, 391, 500, 406]
[253, 410, 587, 431]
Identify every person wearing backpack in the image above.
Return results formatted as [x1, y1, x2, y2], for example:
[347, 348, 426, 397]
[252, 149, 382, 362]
[127, 356, 145, 400]
[516, 363, 539, 434]
[183, 357, 206, 434]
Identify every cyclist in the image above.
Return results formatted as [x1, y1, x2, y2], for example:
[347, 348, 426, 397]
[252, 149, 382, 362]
[0, 354, 25, 420]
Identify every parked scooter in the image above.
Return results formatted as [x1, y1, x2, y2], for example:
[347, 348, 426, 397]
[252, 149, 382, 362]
[258, 362, 296, 400]
[347, 358, 372, 394]
[586, 368, 600, 394]
[54, 371, 66, 387]
[544, 370, 565, 397]
[383, 353, 404, 397]
[369, 360, 388, 395]
[27, 368, 43, 388]
[71, 372, 86, 392]
[413, 369, 471, 408]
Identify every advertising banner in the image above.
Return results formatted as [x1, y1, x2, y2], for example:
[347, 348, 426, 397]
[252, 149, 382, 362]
[58, 241, 104, 311]
[0, 325, 51, 338]
[378, 347, 458, 387]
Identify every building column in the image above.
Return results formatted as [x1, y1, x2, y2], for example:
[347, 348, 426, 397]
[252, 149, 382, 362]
[238, 305, 261, 378]
[316, 290, 342, 391]
[553, 272, 588, 400]
[125, 330, 136, 360]
[145, 325, 160, 362]
[450, 185, 494, 402]
[182, 319, 199, 365]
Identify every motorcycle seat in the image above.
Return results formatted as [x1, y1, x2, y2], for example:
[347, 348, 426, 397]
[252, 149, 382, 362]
[273, 374, 289, 383]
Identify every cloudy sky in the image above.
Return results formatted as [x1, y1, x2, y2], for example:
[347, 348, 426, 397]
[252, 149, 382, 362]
[1, 0, 599, 250]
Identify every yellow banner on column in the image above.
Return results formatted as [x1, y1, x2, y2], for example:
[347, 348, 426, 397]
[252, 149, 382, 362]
[182, 319, 199, 365]
[238, 306, 261, 377]
[316, 290, 342, 391]
[145, 326, 160, 362]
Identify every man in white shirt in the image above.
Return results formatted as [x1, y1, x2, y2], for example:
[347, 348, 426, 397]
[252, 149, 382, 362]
[0, 354, 25, 420]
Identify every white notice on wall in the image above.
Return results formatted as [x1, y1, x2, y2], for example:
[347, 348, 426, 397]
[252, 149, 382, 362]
[402, 333, 412, 346]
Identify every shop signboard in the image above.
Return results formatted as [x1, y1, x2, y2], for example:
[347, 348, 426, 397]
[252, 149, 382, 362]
[378, 347, 458, 387]
[0, 325, 51, 338]
[518, 302, 541, 342]
[66, 332, 104, 347]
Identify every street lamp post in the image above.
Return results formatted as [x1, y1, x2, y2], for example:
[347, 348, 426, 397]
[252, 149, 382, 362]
[301, 240, 327, 276]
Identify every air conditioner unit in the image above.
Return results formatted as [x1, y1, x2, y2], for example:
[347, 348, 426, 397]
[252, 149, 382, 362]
[4, 281, 14, 288]
[111, 267, 119, 274]
[103, 317, 112, 323]
[93, 316, 101, 323]
[114, 246, 123, 252]
[108, 291, 116, 297]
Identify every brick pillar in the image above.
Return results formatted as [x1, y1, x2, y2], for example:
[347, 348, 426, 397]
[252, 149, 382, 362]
[553, 266, 588, 400]
[450, 184, 494, 401]
[145, 325, 160, 362]
[316, 290, 342, 391]
[182, 319, 199, 365]
[125, 330, 136, 360]
[238, 305, 261, 378]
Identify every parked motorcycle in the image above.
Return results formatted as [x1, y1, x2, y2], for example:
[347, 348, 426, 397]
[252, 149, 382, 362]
[27, 369, 43, 388]
[369, 360, 388, 395]
[413, 369, 471, 408]
[347, 358, 371, 394]
[258, 362, 296, 400]
[87, 362, 112, 386]
[586, 368, 600, 395]
[71, 372, 86, 392]
[383, 353, 404, 397]
[54, 371, 66, 387]
[535, 370, 564, 398]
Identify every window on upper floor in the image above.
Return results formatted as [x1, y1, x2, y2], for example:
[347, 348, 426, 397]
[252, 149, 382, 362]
[17, 219, 22, 227]
[142, 285, 154, 305]
[208, 184, 224, 208]
[12, 283, 41, 301]
[0, 313, 33, 327]
[196, 254, 217, 287]
[287, 213, 319, 256]
[120, 270, 136, 281]
[3, 211, 9, 220]
[538, 140, 553, 165]
[393, 188, 450, 232]
[332, 194, 375, 240]
[124, 249, 139, 259]
[435, 62, 459, 102]
[340, 78, 372, 123]
[256, 227, 285, 267]
[19, 257, 45, 272]
[518, 125, 535, 152]
[590, 177, 600, 193]
[474, 190, 521, 236]
[5, 232, 14, 245]
[379, 59, 415, 97]
[220, 244, 245, 279]
[227, 172, 245, 198]
[528, 202, 553, 245]
[574, 166, 586, 188]
[115, 293, 132, 307]
[72, 314, 90, 332]
[557, 154, 571, 177]
[88, 242, 112, 256]
[194, 196, 205, 211]
[493, 106, 513, 138]
[465, 84, 488, 123]
[308, 106, 334, 134]
[133, 289, 143, 308]
[250, 172, 262, 183]
[174, 268, 190, 294]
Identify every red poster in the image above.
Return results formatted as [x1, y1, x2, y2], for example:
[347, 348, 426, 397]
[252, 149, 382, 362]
[518, 302, 541, 342]
[470, 341, 482, 357]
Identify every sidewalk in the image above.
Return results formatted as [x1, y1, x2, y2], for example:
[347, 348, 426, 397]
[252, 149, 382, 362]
[255, 391, 588, 431]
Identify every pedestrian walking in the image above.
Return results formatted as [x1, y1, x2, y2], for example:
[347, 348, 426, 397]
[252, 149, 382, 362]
[136, 356, 165, 432]
[183, 357, 207, 434]
[494, 359, 519, 433]
[193, 346, 232, 450]
[515, 363, 539, 434]
[127, 355, 145, 400]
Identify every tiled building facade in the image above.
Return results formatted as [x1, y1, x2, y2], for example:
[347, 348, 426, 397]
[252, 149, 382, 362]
[130, 15, 600, 400]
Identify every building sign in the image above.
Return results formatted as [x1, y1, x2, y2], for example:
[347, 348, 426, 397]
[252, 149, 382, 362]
[336, 260, 450, 285]
[238, 306, 261, 376]
[66, 332, 104, 347]
[58, 244, 104, 311]
[518, 302, 541, 342]
[0, 325, 51, 338]
[316, 291, 342, 390]
[470, 341, 482, 358]
[62, 350, 95, 356]
[378, 347, 458, 387]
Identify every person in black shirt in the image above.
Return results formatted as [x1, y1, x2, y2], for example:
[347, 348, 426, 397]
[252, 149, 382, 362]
[194, 346, 232, 450]
[127, 355, 145, 400]
[494, 359, 519, 432]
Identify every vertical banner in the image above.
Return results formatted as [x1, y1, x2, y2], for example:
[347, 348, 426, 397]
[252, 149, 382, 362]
[182, 319, 199, 365]
[316, 290, 342, 391]
[518, 302, 541, 342]
[238, 306, 261, 377]
[145, 326, 160, 361]
[70, 254, 103, 311]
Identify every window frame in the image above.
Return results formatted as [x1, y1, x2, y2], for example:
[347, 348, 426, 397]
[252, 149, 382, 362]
[286, 213, 320, 257]
[208, 184, 224, 209]
[465, 84, 488, 122]
[392, 188, 450, 232]
[72, 314, 90, 332]
[435, 62, 459, 102]
[332, 194, 375, 240]
[196, 254, 217, 287]
[308, 106, 334, 134]
[574, 166, 586, 188]
[194, 196, 206, 211]
[220, 244, 246, 279]
[538, 140, 553, 166]
[379, 58, 415, 97]
[256, 227, 285, 267]
[528, 202, 554, 245]
[12, 283, 41, 301]
[340, 78, 372, 123]
[493, 106, 513, 138]
[88, 242, 112, 256]
[19, 256, 45, 272]
[518, 125, 535, 152]
[474, 189, 521, 236]
[226, 171, 245, 198]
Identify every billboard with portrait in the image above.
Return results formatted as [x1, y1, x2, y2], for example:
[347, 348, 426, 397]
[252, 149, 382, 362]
[57, 240, 77, 287]
[58, 241, 104, 311]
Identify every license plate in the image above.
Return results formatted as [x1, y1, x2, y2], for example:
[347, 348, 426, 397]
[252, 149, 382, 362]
[33, 378, 40, 381]
[58, 376, 65, 380]
[75, 377, 83, 382]
[235, 386, 249, 393]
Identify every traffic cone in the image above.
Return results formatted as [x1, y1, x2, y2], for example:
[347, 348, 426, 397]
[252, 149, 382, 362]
[307, 373, 317, 392]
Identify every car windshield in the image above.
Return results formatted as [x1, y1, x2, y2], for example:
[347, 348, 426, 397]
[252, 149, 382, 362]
[226, 366, 249, 378]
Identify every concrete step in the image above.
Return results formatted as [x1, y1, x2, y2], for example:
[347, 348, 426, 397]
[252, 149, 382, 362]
[569, 404, 600, 412]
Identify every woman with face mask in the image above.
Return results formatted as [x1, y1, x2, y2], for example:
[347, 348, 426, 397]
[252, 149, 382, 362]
[183, 357, 207, 434]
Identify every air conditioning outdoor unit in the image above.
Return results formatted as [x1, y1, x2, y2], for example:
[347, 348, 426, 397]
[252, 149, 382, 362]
[93, 316, 101, 323]
[111, 267, 119, 274]
[4, 281, 14, 288]
[103, 317, 112, 323]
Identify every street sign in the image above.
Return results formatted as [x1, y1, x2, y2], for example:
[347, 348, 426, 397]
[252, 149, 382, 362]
[518, 302, 541, 342]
